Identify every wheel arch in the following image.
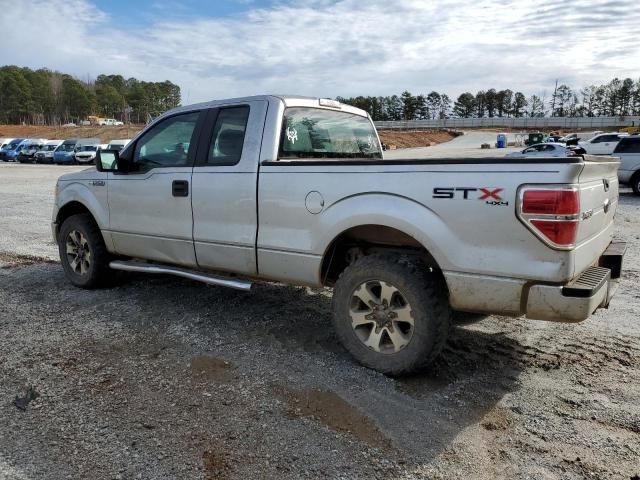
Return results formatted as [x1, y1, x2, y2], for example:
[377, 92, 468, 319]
[55, 181, 109, 235]
[313, 193, 452, 287]
[320, 223, 445, 288]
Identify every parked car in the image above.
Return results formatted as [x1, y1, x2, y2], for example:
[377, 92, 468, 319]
[613, 135, 640, 195]
[0, 138, 15, 150]
[560, 133, 579, 145]
[0, 138, 23, 161]
[105, 139, 131, 151]
[577, 132, 628, 155]
[53, 139, 80, 164]
[545, 135, 564, 143]
[1, 138, 30, 162]
[98, 118, 124, 126]
[17, 139, 48, 163]
[74, 140, 101, 164]
[561, 131, 604, 146]
[52, 95, 625, 375]
[505, 143, 573, 158]
[35, 140, 64, 164]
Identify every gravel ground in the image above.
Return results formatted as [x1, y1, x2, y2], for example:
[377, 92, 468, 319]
[0, 163, 85, 259]
[0, 159, 639, 480]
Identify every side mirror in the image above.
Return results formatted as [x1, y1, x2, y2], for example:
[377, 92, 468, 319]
[96, 149, 119, 172]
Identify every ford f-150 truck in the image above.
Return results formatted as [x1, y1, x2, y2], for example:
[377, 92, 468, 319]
[52, 95, 625, 375]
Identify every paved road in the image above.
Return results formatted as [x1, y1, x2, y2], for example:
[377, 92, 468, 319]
[384, 130, 522, 159]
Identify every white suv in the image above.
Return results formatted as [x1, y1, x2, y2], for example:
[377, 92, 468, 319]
[613, 135, 640, 194]
[578, 132, 628, 155]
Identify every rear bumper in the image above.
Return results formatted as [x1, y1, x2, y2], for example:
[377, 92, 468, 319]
[525, 241, 626, 322]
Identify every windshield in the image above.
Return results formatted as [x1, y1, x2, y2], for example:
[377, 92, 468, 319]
[107, 143, 124, 150]
[43, 144, 59, 151]
[77, 145, 97, 152]
[58, 143, 76, 152]
[279, 107, 382, 159]
[6, 141, 22, 150]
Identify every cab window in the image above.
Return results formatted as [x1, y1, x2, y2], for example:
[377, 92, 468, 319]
[132, 111, 200, 172]
[207, 106, 250, 165]
[279, 107, 382, 159]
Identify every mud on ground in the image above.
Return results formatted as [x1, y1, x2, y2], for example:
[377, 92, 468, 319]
[0, 192, 638, 479]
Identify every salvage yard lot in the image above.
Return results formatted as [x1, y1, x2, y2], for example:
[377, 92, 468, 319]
[0, 163, 639, 479]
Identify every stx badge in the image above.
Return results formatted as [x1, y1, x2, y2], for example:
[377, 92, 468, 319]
[433, 187, 509, 206]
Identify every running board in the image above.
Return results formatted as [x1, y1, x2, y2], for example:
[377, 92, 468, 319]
[109, 260, 252, 291]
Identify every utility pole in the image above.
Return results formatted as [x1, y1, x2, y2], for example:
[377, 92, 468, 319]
[550, 79, 558, 116]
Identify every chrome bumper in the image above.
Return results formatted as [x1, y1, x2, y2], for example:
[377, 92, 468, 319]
[526, 241, 626, 322]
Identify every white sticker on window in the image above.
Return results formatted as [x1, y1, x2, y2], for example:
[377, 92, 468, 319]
[286, 126, 298, 145]
[367, 134, 374, 149]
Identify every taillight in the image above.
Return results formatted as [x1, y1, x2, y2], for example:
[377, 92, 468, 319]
[522, 189, 579, 215]
[518, 187, 580, 249]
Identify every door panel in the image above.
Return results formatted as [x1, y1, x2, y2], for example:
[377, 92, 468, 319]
[191, 100, 267, 275]
[108, 168, 196, 265]
[107, 110, 203, 266]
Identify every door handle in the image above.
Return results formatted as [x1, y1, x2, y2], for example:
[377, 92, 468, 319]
[172, 180, 189, 197]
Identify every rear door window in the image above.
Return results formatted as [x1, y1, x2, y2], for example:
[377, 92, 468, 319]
[207, 106, 250, 165]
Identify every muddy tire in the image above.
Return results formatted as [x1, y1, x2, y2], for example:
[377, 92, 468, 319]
[332, 255, 451, 376]
[58, 214, 111, 289]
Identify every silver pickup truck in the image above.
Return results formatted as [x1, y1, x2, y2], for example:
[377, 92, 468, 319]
[52, 95, 626, 375]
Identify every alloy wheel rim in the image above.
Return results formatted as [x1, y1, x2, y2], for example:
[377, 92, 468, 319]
[66, 230, 91, 275]
[349, 280, 414, 354]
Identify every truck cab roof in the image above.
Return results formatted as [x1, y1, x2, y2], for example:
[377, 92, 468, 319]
[160, 95, 369, 121]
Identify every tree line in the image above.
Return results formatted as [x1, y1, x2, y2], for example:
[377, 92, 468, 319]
[338, 77, 640, 121]
[0, 66, 181, 125]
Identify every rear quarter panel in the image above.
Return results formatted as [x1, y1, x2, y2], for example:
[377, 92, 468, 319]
[257, 160, 586, 286]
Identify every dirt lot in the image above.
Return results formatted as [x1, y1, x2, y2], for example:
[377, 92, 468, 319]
[0, 166, 639, 479]
[0, 125, 143, 144]
[377, 130, 456, 149]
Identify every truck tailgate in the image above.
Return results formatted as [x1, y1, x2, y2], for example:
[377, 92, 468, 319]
[573, 154, 620, 277]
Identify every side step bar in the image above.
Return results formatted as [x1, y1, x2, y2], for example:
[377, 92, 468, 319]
[109, 260, 252, 291]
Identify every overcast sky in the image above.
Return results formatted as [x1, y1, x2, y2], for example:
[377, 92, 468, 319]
[1, 0, 638, 103]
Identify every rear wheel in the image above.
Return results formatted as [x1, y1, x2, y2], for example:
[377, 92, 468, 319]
[58, 214, 112, 288]
[332, 255, 451, 376]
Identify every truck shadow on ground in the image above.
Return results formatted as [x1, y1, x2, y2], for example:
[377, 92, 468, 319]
[118, 275, 530, 460]
[4, 266, 532, 465]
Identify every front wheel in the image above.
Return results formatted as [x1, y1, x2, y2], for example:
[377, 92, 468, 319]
[58, 214, 111, 288]
[332, 255, 451, 376]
